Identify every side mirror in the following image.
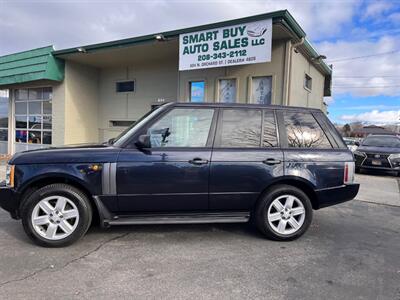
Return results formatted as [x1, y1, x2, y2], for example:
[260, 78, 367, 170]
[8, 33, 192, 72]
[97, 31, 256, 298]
[108, 138, 115, 145]
[135, 134, 151, 149]
[355, 141, 360, 146]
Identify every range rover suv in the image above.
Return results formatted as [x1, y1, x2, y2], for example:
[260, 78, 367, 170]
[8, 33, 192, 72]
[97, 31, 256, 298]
[0, 103, 359, 247]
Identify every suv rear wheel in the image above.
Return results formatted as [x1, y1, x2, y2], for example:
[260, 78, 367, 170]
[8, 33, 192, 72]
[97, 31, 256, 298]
[21, 184, 92, 247]
[255, 185, 313, 241]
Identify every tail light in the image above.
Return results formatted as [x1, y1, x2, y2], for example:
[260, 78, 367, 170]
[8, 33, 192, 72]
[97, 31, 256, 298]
[344, 162, 355, 184]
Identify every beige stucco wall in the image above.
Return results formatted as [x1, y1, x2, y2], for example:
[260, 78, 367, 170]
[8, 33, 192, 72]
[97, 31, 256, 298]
[63, 62, 99, 144]
[288, 49, 325, 109]
[52, 82, 65, 146]
[98, 59, 179, 142]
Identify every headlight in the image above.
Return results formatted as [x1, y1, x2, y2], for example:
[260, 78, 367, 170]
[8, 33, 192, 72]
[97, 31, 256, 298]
[388, 153, 400, 167]
[5, 164, 15, 187]
[388, 153, 400, 161]
[353, 150, 366, 157]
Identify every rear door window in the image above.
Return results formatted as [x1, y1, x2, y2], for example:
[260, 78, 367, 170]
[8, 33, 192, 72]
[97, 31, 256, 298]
[263, 110, 278, 148]
[216, 109, 262, 148]
[283, 111, 332, 148]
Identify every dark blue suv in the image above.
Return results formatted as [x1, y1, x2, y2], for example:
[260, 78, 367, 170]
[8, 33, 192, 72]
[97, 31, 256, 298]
[0, 103, 359, 247]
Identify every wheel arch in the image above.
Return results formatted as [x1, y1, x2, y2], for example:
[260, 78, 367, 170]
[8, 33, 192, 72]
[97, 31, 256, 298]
[17, 174, 100, 222]
[256, 176, 319, 210]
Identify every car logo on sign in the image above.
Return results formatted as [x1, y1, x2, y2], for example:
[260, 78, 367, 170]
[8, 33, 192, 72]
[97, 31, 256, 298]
[374, 154, 380, 158]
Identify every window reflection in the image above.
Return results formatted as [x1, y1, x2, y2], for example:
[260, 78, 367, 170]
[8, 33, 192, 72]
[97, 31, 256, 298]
[147, 108, 214, 147]
[263, 111, 278, 147]
[219, 109, 262, 148]
[284, 112, 331, 148]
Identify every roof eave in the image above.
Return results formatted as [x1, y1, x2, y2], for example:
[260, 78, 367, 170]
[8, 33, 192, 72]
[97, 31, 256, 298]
[52, 10, 294, 56]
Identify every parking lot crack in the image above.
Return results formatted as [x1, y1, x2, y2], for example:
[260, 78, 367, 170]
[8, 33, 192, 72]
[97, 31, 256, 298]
[58, 232, 130, 271]
[0, 265, 52, 289]
[0, 232, 130, 289]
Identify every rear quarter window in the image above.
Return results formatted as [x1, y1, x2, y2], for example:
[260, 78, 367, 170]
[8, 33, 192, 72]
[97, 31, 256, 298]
[283, 111, 332, 149]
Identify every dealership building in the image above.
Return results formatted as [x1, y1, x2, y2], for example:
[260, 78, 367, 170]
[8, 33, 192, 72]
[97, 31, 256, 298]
[0, 10, 332, 155]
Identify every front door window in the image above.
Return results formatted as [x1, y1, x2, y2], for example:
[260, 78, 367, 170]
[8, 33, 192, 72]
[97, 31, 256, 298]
[147, 108, 214, 148]
[14, 87, 52, 152]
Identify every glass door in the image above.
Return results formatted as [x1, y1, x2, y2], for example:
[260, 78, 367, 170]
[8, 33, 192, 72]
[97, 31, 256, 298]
[0, 90, 9, 155]
[14, 87, 52, 153]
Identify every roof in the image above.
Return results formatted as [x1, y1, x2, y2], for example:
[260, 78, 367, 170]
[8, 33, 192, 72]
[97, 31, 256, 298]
[52, 10, 331, 76]
[0, 46, 64, 87]
[0, 10, 331, 91]
[159, 101, 323, 112]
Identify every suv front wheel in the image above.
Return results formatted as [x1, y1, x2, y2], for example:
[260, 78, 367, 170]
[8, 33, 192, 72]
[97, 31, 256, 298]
[255, 185, 313, 241]
[21, 184, 92, 247]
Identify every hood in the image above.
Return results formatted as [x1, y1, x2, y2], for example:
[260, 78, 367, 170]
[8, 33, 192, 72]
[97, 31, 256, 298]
[9, 143, 121, 165]
[357, 145, 400, 154]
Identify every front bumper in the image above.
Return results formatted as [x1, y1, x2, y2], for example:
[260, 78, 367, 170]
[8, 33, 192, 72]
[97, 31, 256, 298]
[0, 182, 20, 219]
[355, 153, 400, 171]
[315, 183, 360, 209]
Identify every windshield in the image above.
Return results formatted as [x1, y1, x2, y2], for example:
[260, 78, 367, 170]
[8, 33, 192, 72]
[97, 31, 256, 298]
[112, 106, 163, 147]
[362, 136, 400, 148]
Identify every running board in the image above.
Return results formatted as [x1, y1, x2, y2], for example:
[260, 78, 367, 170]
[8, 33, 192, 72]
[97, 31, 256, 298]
[105, 212, 250, 226]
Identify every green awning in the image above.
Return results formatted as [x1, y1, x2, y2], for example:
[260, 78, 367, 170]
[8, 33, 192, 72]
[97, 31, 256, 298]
[0, 46, 64, 87]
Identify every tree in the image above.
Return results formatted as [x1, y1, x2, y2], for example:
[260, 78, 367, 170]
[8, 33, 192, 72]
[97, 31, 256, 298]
[343, 123, 351, 137]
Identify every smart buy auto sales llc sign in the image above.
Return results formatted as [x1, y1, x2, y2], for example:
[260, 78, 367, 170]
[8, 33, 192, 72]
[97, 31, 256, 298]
[179, 19, 272, 71]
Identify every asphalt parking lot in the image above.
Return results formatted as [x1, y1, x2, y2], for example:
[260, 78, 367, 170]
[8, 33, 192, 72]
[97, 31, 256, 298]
[0, 167, 399, 299]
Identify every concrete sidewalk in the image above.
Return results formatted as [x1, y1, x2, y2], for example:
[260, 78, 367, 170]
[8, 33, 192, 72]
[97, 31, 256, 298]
[355, 173, 400, 207]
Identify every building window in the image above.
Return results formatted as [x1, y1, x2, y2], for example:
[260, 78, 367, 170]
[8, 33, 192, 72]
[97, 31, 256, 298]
[0, 90, 9, 154]
[304, 74, 312, 91]
[14, 87, 52, 147]
[284, 111, 331, 148]
[116, 81, 135, 93]
[218, 79, 237, 103]
[251, 76, 272, 105]
[189, 81, 205, 102]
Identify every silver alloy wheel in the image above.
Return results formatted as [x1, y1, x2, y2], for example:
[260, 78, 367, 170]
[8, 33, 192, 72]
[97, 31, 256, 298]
[267, 194, 306, 235]
[31, 196, 80, 240]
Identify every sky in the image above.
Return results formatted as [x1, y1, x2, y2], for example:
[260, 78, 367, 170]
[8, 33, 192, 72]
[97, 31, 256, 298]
[0, 0, 399, 125]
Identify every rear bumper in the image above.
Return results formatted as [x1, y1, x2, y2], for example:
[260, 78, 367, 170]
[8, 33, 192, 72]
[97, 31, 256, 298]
[358, 165, 400, 172]
[315, 183, 360, 209]
[0, 182, 20, 219]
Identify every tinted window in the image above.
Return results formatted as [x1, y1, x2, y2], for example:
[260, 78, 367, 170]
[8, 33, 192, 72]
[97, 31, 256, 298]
[263, 110, 278, 147]
[284, 112, 332, 148]
[147, 108, 214, 147]
[218, 109, 261, 148]
[362, 136, 400, 148]
[116, 81, 135, 93]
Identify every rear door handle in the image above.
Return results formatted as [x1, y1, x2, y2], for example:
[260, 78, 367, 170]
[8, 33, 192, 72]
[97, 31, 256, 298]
[263, 158, 282, 165]
[189, 158, 209, 165]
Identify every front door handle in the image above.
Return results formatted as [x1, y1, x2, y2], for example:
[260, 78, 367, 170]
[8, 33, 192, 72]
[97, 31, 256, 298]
[263, 158, 282, 165]
[189, 158, 209, 165]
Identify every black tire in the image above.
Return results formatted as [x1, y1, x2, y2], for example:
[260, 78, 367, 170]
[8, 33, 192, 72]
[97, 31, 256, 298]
[254, 185, 313, 241]
[20, 184, 92, 247]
